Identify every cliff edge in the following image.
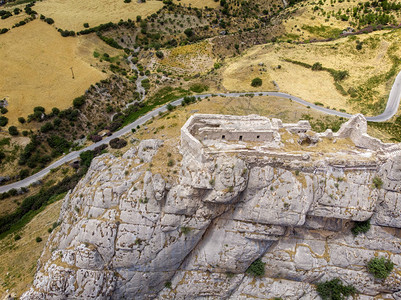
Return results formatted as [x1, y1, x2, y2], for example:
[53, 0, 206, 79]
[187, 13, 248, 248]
[22, 114, 401, 299]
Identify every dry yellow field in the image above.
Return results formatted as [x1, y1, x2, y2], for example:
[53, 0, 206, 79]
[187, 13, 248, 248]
[0, 200, 62, 298]
[34, 0, 164, 31]
[223, 30, 401, 114]
[0, 20, 108, 125]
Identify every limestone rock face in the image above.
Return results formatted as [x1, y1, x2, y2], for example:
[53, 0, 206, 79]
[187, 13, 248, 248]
[22, 115, 401, 299]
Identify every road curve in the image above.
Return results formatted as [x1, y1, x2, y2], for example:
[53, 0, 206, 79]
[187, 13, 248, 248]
[1, 72, 401, 193]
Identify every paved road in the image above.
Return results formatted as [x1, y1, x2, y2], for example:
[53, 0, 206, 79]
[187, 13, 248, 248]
[1, 72, 401, 193]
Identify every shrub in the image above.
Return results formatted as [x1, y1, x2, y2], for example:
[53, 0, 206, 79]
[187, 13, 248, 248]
[18, 117, 26, 124]
[251, 77, 262, 87]
[8, 126, 19, 136]
[19, 169, 29, 179]
[351, 219, 370, 236]
[1, 107, 7, 114]
[166, 104, 174, 111]
[167, 159, 174, 167]
[14, 234, 21, 241]
[180, 226, 192, 235]
[316, 278, 357, 300]
[367, 257, 394, 279]
[0, 116, 8, 127]
[246, 258, 265, 277]
[164, 281, 172, 289]
[373, 176, 383, 189]
[83, 22, 89, 28]
[35, 236, 42, 243]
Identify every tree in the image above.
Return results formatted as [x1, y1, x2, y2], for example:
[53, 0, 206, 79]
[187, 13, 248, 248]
[184, 28, 194, 37]
[73, 96, 85, 108]
[83, 23, 89, 28]
[0, 116, 8, 127]
[8, 126, 19, 136]
[156, 51, 164, 59]
[40, 122, 54, 133]
[52, 107, 60, 115]
[34, 106, 45, 113]
[19, 169, 29, 179]
[251, 77, 262, 87]
[45, 18, 54, 25]
[18, 117, 26, 124]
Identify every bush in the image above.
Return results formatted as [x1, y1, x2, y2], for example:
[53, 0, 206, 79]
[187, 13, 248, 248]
[316, 278, 357, 300]
[246, 258, 265, 277]
[166, 104, 174, 111]
[35, 236, 42, 243]
[18, 117, 26, 124]
[351, 219, 371, 236]
[367, 257, 394, 279]
[8, 126, 18, 136]
[14, 234, 21, 241]
[251, 77, 262, 87]
[0, 116, 8, 127]
[109, 138, 127, 149]
[1, 107, 7, 114]
[19, 169, 29, 179]
[83, 22, 89, 28]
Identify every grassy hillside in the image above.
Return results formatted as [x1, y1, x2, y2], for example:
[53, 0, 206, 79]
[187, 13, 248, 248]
[223, 28, 401, 115]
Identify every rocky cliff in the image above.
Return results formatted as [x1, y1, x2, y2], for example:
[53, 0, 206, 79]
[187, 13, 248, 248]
[22, 114, 401, 299]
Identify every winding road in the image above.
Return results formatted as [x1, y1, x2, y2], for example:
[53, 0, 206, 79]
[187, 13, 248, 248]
[1, 71, 401, 193]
